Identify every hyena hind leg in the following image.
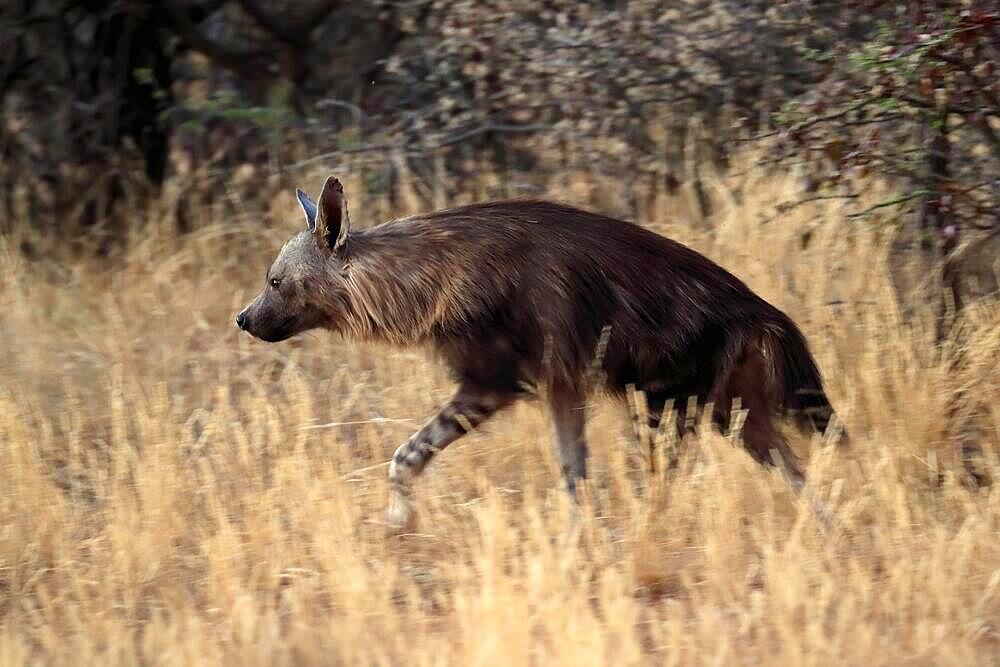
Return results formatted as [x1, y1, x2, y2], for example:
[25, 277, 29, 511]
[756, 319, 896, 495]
[740, 408, 805, 490]
[717, 358, 806, 490]
[548, 387, 589, 500]
[790, 388, 849, 446]
[386, 383, 513, 530]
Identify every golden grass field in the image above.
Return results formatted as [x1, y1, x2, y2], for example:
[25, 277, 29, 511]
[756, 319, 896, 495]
[1, 163, 998, 666]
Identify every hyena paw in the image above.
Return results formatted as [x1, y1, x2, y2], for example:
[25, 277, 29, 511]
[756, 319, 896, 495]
[385, 493, 416, 533]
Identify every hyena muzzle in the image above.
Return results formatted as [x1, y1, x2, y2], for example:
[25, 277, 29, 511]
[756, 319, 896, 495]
[237, 175, 846, 529]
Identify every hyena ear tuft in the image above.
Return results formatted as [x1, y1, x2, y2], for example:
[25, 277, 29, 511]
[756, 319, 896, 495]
[296, 188, 317, 232]
[314, 175, 350, 250]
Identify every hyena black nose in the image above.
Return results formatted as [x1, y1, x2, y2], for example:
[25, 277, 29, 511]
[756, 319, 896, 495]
[236, 312, 248, 330]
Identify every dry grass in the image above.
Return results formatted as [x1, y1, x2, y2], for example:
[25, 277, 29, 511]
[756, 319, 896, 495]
[1, 160, 999, 666]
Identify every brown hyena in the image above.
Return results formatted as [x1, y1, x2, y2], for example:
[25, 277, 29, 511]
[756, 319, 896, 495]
[237, 175, 845, 529]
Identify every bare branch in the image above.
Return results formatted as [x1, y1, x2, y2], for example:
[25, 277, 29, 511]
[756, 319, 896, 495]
[748, 99, 874, 141]
[846, 191, 927, 219]
[775, 193, 860, 214]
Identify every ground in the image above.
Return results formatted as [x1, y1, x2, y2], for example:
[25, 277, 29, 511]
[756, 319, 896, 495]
[1, 166, 998, 666]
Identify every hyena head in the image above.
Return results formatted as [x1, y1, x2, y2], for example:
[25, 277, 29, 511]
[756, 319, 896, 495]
[236, 176, 352, 343]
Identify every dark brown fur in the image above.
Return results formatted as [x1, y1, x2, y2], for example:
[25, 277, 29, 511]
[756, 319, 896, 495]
[237, 176, 843, 528]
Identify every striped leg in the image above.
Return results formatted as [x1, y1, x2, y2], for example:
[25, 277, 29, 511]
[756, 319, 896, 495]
[386, 384, 513, 529]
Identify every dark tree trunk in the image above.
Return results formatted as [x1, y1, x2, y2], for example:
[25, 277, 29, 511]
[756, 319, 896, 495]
[918, 120, 991, 488]
[918, 121, 961, 342]
[86, 2, 174, 186]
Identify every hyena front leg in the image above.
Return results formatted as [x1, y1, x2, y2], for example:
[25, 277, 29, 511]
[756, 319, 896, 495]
[386, 384, 513, 529]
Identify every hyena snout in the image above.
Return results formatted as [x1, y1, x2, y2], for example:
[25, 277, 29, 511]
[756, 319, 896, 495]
[235, 298, 303, 343]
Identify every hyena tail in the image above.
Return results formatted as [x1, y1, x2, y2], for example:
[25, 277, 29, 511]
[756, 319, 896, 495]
[762, 320, 848, 447]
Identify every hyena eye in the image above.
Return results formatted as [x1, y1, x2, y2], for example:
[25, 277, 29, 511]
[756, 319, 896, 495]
[270, 278, 281, 289]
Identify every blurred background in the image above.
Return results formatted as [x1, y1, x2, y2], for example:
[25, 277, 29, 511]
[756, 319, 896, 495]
[4, 2, 997, 280]
[1, 2, 999, 665]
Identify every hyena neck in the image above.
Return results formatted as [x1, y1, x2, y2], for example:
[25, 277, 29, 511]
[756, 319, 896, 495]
[339, 228, 467, 347]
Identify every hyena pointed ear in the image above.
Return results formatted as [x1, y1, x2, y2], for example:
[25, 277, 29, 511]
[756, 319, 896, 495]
[314, 176, 350, 250]
[296, 188, 317, 232]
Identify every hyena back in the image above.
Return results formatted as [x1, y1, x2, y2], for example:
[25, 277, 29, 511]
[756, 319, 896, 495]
[237, 176, 844, 529]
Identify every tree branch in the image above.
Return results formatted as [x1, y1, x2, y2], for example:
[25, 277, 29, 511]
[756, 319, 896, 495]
[161, 1, 272, 80]
[236, 0, 342, 43]
[748, 98, 874, 141]
[846, 190, 927, 219]
[932, 53, 1000, 158]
